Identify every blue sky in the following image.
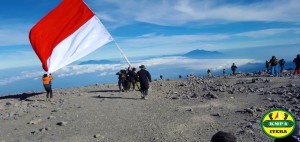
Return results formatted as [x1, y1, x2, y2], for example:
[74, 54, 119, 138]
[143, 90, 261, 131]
[0, 0, 300, 70]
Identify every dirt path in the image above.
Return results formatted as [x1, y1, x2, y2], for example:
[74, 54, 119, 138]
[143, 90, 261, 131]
[0, 74, 299, 142]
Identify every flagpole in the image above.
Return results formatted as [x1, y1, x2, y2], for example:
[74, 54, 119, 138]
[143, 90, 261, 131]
[83, 2, 132, 68]
[113, 39, 132, 67]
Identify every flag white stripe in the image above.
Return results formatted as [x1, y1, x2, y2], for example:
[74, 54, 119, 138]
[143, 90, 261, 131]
[47, 16, 112, 73]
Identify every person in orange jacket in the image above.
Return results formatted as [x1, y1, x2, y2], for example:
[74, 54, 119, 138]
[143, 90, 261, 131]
[42, 74, 53, 101]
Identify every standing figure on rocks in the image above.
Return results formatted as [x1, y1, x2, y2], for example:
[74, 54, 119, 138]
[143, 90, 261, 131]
[207, 69, 211, 77]
[211, 131, 237, 142]
[179, 75, 182, 79]
[160, 74, 164, 80]
[223, 69, 226, 75]
[231, 63, 237, 75]
[116, 69, 127, 92]
[42, 74, 54, 101]
[269, 56, 279, 76]
[265, 60, 271, 73]
[293, 54, 300, 74]
[279, 59, 286, 73]
[137, 65, 151, 100]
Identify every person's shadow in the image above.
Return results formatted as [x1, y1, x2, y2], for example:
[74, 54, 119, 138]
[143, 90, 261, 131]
[0, 92, 44, 101]
[88, 90, 120, 93]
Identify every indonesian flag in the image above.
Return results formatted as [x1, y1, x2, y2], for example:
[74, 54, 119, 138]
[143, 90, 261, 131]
[29, 0, 113, 73]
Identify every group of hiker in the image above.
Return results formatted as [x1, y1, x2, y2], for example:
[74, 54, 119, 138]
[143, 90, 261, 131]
[41, 54, 300, 101]
[205, 54, 300, 77]
[265, 54, 300, 76]
[116, 65, 151, 99]
[265, 56, 286, 76]
[206, 63, 237, 77]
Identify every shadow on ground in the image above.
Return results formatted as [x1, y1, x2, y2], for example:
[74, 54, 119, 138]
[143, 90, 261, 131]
[89, 90, 120, 93]
[91, 95, 141, 100]
[0, 92, 44, 101]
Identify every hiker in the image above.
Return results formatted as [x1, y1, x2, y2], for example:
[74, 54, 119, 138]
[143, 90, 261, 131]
[279, 59, 285, 73]
[211, 131, 237, 142]
[207, 69, 211, 77]
[124, 67, 131, 92]
[179, 75, 182, 79]
[265, 60, 271, 73]
[116, 69, 127, 92]
[269, 56, 279, 76]
[293, 54, 300, 74]
[127, 67, 137, 91]
[231, 63, 237, 75]
[223, 69, 226, 75]
[42, 74, 54, 101]
[160, 74, 164, 80]
[136, 65, 151, 100]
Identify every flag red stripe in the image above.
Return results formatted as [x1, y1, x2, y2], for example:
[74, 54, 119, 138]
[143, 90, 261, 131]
[29, 0, 94, 71]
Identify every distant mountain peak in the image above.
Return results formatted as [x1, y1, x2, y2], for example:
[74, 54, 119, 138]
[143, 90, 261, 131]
[183, 49, 224, 59]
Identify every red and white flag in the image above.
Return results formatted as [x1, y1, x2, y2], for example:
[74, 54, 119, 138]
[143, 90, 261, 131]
[29, 0, 112, 73]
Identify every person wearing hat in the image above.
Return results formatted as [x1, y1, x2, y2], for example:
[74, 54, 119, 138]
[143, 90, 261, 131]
[136, 65, 151, 99]
[269, 56, 279, 76]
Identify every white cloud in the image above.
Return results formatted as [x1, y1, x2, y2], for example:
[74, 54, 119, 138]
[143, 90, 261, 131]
[0, 57, 259, 85]
[92, 0, 300, 27]
[56, 64, 125, 77]
[136, 56, 258, 71]
[137, 33, 157, 38]
[235, 28, 300, 38]
[0, 70, 44, 85]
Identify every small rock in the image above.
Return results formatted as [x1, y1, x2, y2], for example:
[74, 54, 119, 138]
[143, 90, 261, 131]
[244, 108, 254, 114]
[94, 134, 101, 138]
[57, 121, 67, 126]
[288, 84, 296, 87]
[191, 93, 199, 98]
[5, 102, 13, 107]
[28, 119, 42, 125]
[48, 116, 56, 119]
[170, 96, 179, 100]
[186, 108, 193, 112]
[210, 113, 221, 117]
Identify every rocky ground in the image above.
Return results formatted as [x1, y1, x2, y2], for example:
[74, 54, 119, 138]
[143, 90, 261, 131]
[0, 72, 299, 142]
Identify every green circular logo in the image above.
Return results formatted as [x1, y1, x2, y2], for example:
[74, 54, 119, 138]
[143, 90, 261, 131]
[261, 109, 296, 138]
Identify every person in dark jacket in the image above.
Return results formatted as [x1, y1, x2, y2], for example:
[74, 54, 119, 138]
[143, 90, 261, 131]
[116, 69, 127, 92]
[269, 56, 279, 76]
[160, 74, 164, 80]
[127, 67, 137, 91]
[136, 65, 151, 99]
[279, 59, 285, 73]
[231, 63, 237, 75]
[293, 54, 300, 74]
[42, 74, 53, 101]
